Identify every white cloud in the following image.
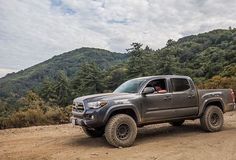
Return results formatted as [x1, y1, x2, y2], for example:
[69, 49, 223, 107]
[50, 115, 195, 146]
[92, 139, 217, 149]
[0, 0, 236, 77]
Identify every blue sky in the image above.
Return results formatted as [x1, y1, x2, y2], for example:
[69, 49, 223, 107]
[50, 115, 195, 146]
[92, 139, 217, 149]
[0, 0, 236, 77]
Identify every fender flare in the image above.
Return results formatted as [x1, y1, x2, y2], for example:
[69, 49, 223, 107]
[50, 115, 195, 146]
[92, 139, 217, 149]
[103, 104, 142, 124]
[199, 98, 225, 116]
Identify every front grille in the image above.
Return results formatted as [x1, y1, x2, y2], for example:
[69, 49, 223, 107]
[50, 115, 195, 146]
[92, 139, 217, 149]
[73, 102, 84, 113]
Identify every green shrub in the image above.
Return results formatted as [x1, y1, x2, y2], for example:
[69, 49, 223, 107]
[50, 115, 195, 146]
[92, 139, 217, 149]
[0, 105, 71, 129]
[45, 107, 68, 124]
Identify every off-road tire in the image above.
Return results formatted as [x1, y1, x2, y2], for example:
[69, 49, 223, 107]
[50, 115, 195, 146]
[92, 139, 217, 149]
[200, 105, 224, 132]
[169, 120, 185, 126]
[105, 114, 137, 147]
[82, 126, 104, 137]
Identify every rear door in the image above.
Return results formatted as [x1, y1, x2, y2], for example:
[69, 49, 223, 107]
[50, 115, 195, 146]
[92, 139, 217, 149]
[170, 78, 198, 117]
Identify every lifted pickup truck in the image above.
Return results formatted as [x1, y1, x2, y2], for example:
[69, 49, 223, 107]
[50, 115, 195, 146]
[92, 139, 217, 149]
[71, 75, 235, 147]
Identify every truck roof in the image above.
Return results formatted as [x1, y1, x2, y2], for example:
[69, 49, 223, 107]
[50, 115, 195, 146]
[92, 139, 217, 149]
[133, 75, 191, 80]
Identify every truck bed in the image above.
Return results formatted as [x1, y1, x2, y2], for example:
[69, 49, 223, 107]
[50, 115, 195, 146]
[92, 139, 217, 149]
[198, 89, 235, 112]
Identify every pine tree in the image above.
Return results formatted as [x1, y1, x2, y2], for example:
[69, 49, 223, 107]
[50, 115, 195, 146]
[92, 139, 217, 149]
[39, 78, 55, 102]
[127, 43, 156, 78]
[54, 71, 71, 106]
[72, 63, 104, 96]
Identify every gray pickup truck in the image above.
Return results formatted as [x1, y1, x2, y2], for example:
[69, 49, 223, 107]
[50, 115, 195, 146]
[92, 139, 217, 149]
[71, 75, 235, 147]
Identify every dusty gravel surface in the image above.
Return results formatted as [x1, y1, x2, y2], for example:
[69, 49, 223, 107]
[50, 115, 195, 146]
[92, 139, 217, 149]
[1, 111, 236, 160]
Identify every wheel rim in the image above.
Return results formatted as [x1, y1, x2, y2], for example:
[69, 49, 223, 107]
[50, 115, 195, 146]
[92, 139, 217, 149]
[210, 113, 220, 126]
[116, 124, 130, 140]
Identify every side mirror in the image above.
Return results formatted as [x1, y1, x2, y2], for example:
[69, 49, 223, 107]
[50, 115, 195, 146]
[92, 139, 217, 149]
[142, 87, 155, 95]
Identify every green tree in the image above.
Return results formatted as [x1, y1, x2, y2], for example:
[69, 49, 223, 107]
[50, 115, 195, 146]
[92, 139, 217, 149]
[156, 47, 179, 75]
[104, 65, 128, 91]
[53, 71, 72, 106]
[19, 90, 43, 107]
[38, 71, 71, 106]
[39, 78, 55, 102]
[166, 39, 176, 47]
[72, 63, 104, 96]
[126, 43, 156, 78]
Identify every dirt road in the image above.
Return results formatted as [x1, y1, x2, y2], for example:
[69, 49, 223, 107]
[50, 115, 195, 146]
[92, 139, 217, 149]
[1, 111, 236, 160]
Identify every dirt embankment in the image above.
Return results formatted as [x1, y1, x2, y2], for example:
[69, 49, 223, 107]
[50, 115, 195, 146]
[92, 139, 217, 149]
[0, 111, 236, 160]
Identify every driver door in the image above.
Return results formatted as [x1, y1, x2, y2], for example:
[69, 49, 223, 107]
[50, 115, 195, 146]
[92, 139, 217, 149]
[141, 78, 173, 122]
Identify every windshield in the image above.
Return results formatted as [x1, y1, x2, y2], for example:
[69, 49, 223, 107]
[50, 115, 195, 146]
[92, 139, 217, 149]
[113, 78, 146, 93]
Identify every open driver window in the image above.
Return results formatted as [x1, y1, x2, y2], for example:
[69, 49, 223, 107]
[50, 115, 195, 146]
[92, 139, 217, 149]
[145, 79, 167, 93]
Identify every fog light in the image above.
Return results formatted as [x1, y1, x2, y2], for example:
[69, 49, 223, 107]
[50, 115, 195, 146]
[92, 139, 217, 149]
[85, 114, 95, 120]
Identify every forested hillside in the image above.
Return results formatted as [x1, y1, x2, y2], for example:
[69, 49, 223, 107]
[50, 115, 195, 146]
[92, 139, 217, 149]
[0, 28, 235, 129]
[0, 47, 127, 105]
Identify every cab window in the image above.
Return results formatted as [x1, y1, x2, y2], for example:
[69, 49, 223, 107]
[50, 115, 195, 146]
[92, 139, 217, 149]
[171, 78, 190, 92]
[145, 79, 167, 94]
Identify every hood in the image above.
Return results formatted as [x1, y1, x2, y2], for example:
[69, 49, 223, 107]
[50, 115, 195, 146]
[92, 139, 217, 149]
[73, 92, 137, 103]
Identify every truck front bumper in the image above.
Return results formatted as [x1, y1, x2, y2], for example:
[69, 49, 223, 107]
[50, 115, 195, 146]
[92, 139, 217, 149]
[70, 116, 104, 128]
[70, 116, 85, 126]
[70, 109, 105, 128]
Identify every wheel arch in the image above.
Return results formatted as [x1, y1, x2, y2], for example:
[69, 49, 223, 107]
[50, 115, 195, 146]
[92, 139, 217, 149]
[103, 105, 141, 124]
[201, 98, 225, 116]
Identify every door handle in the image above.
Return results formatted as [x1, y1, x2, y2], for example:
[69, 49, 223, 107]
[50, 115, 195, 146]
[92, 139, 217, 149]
[188, 94, 195, 98]
[164, 96, 172, 100]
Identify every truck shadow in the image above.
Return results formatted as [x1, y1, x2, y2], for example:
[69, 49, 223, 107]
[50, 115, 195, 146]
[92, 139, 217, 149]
[69, 123, 206, 148]
[136, 123, 203, 144]
[136, 123, 236, 145]
[67, 135, 109, 148]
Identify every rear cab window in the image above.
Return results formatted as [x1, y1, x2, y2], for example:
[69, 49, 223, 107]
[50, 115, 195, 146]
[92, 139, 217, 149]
[171, 78, 190, 92]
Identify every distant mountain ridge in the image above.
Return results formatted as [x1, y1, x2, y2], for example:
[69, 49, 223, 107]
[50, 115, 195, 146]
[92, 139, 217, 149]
[1, 28, 236, 102]
[0, 47, 127, 98]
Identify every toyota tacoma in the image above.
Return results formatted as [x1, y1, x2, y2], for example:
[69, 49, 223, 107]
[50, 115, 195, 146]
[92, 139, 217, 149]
[71, 75, 235, 147]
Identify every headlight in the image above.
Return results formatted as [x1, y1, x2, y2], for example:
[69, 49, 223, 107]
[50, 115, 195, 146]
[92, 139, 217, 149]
[87, 100, 107, 109]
